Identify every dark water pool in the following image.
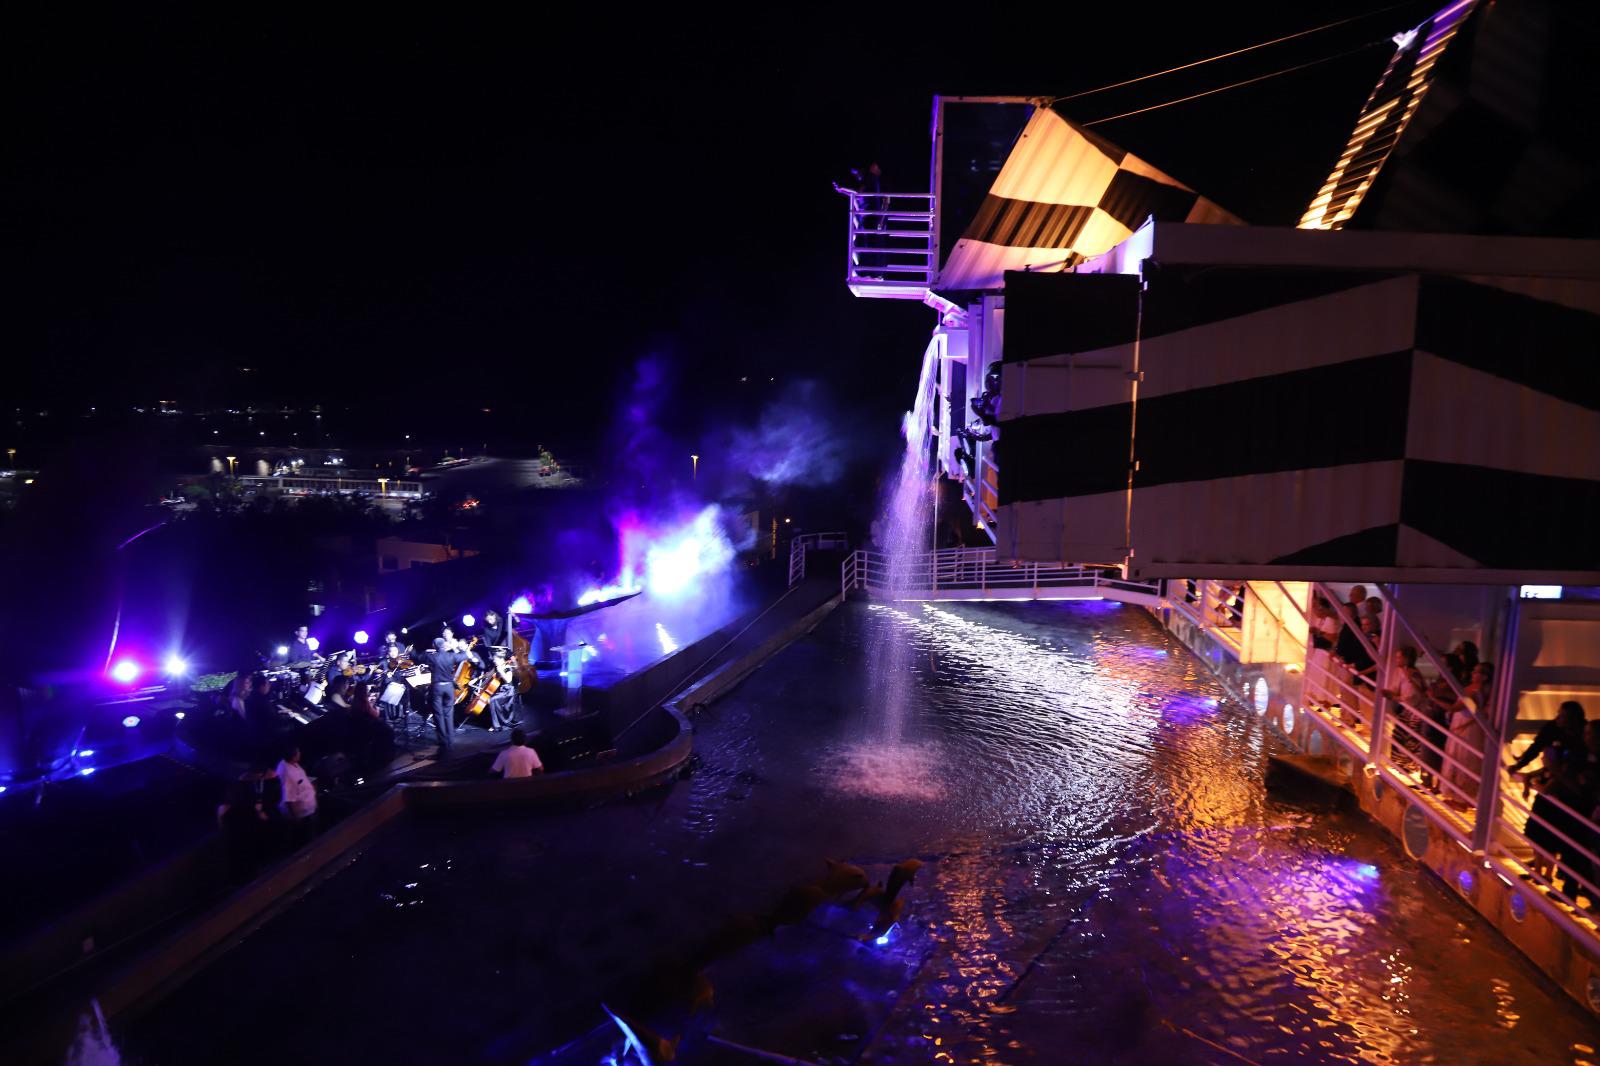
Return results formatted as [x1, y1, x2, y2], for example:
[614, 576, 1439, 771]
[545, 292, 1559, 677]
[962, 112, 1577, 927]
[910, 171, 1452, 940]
[124, 601, 1600, 1064]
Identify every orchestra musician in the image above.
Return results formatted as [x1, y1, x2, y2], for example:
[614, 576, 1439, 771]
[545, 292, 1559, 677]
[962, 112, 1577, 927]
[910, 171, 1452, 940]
[287, 625, 321, 664]
[477, 608, 518, 731]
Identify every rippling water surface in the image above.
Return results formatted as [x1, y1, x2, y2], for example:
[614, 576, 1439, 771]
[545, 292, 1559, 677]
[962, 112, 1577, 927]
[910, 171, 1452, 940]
[128, 601, 1600, 1064]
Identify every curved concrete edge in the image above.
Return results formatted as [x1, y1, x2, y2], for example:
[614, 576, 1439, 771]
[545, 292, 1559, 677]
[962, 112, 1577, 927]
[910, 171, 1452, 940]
[400, 706, 693, 812]
[8, 706, 695, 1065]
[14, 591, 840, 1062]
[675, 593, 842, 714]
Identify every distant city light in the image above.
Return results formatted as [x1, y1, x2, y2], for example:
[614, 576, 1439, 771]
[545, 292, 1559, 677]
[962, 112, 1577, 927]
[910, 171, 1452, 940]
[163, 654, 189, 676]
[110, 660, 141, 684]
[122, 715, 141, 728]
[353, 630, 370, 645]
[461, 613, 475, 628]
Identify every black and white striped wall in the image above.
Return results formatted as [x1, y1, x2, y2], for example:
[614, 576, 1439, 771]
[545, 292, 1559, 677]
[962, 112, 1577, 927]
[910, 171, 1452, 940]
[991, 226, 1600, 583]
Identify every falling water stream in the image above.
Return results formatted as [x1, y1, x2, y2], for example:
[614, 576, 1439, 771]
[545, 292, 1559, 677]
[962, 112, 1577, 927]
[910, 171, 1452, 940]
[832, 343, 946, 799]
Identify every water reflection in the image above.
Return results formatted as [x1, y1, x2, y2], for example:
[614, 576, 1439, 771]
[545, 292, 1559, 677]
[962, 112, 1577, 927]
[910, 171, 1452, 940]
[125, 601, 1600, 1066]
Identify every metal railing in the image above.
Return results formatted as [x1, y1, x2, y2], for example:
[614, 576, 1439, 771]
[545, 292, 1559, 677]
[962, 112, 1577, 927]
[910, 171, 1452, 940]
[841, 191, 936, 295]
[788, 532, 850, 588]
[842, 547, 1162, 603]
[1279, 584, 1600, 950]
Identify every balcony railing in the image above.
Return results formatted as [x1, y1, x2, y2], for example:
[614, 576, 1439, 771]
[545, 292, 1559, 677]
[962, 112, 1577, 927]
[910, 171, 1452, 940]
[840, 190, 936, 298]
[842, 546, 1162, 604]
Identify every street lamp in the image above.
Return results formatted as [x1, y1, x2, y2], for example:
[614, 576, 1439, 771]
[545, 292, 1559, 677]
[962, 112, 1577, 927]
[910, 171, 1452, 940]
[691, 454, 699, 480]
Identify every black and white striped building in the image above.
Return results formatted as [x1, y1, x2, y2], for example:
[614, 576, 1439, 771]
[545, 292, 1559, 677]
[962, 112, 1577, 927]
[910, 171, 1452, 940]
[878, 0, 1600, 583]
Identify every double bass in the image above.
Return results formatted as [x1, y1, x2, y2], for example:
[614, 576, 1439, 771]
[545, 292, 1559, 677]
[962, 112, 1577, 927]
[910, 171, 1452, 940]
[510, 629, 535, 694]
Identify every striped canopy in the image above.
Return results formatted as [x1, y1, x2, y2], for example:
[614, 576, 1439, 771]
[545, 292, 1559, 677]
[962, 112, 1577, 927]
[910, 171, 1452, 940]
[939, 107, 1242, 291]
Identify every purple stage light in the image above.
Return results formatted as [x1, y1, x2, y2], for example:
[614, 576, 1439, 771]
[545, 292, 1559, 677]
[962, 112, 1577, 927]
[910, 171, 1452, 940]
[163, 654, 189, 676]
[306, 636, 320, 652]
[353, 630, 370, 645]
[509, 595, 532, 615]
[110, 659, 141, 684]
[461, 614, 475, 628]
[122, 715, 141, 728]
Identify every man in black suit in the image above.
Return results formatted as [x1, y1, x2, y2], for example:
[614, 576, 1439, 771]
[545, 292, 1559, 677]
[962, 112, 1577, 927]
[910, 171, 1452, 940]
[425, 635, 472, 753]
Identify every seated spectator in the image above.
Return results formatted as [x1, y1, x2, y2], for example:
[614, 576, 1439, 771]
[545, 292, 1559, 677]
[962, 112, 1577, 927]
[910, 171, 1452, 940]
[346, 681, 396, 773]
[490, 728, 544, 779]
[217, 759, 283, 882]
[225, 671, 252, 723]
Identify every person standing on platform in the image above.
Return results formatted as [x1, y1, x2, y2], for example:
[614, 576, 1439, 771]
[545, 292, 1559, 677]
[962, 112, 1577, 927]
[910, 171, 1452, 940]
[426, 635, 470, 754]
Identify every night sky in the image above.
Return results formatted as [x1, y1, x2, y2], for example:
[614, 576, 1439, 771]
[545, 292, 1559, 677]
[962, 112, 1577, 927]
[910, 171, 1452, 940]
[6, 3, 1442, 458]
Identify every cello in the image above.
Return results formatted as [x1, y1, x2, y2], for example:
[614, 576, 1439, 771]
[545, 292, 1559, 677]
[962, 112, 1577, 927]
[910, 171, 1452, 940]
[466, 653, 513, 717]
[452, 637, 482, 706]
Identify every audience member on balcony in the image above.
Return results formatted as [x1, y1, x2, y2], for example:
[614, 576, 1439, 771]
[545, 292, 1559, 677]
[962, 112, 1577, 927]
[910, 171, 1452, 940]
[1522, 712, 1594, 903]
[1441, 662, 1494, 805]
[1381, 645, 1433, 784]
[1310, 595, 1339, 651]
[1509, 700, 1587, 781]
[1334, 586, 1376, 677]
[1360, 598, 1382, 642]
[1445, 640, 1480, 685]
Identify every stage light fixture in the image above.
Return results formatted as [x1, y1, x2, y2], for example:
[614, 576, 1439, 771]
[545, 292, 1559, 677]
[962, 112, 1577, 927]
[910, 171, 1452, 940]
[461, 613, 475, 628]
[276, 645, 290, 657]
[80, 768, 95, 777]
[122, 715, 140, 728]
[353, 630, 370, 645]
[509, 595, 532, 615]
[306, 636, 321, 652]
[110, 660, 141, 684]
[164, 654, 189, 676]
[78, 749, 95, 757]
